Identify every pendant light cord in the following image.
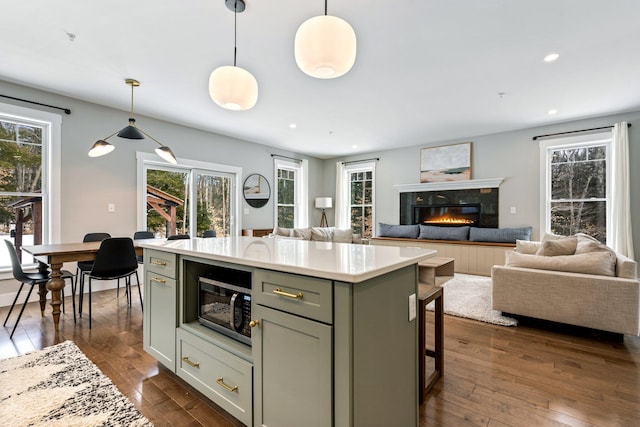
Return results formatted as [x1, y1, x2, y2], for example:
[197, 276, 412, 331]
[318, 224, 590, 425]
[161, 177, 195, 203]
[233, 0, 238, 66]
[324, 0, 327, 15]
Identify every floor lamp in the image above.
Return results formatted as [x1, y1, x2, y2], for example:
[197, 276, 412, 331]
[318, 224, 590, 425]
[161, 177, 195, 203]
[315, 197, 332, 228]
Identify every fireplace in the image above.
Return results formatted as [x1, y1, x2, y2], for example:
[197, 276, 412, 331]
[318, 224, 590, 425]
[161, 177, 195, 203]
[413, 204, 480, 227]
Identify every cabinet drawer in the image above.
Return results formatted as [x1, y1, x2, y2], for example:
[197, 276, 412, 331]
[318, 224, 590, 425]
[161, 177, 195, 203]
[144, 249, 177, 278]
[176, 329, 252, 426]
[253, 269, 332, 324]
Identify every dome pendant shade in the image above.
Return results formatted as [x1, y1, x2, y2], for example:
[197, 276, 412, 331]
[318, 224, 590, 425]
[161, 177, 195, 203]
[88, 140, 115, 157]
[117, 119, 145, 139]
[294, 15, 357, 79]
[209, 65, 258, 111]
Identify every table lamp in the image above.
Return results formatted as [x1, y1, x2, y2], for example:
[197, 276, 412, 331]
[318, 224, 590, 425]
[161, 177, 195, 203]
[315, 197, 332, 227]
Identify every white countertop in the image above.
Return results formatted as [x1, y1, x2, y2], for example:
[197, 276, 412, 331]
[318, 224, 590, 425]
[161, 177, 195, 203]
[139, 237, 436, 283]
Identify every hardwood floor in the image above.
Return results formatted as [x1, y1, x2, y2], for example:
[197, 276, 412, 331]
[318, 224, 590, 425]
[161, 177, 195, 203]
[1, 288, 639, 427]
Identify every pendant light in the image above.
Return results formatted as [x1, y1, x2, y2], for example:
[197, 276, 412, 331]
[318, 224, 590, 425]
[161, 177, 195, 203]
[89, 79, 177, 164]
[209, 0, 258, 111]
[294, 0, 357, 79]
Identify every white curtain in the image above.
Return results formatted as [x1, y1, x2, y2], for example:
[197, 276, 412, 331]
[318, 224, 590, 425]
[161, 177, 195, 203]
[334, 161, 349, 228]
[610, 121, 634, 258]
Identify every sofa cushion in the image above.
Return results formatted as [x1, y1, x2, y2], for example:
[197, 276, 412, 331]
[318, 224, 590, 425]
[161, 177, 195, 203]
[293, 227, 312, 240]
[273, 227, 292, 237]
[535, 236, 577, 256]
[505, 251, 616, 277]
[515, 239, 540, 254]
[469, 227, 532, 243]
[311, 227, 335, 241]
[418, 225, 469, 241]
[333, 228, 354, 243]
[377, 223, 420, 239]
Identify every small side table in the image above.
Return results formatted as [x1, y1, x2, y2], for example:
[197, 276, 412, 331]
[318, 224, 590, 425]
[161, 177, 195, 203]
[418, 284, 444, 404]
[418, 256, 455, 286]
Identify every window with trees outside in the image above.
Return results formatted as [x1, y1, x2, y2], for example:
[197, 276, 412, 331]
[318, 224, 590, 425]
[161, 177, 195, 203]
[348, 166, 375, 238]
[0, 111, 56, 269]
[541, 133, 611, 244]
[139, 154, 239, 238]
[274, 158, 307, 229]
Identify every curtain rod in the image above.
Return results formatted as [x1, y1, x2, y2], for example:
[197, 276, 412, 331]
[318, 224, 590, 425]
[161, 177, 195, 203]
[0, 94, 71, 115]
[270, 154, 302, 163]
[532, 123, 631, 141]
[342, 157, 379, 165]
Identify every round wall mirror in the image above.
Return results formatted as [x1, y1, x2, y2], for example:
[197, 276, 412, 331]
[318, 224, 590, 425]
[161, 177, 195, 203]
[243, 174, 271, 208]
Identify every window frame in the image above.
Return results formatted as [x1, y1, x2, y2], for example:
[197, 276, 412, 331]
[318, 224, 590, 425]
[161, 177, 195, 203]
[538, 131, 612, 244]
[136, 152, 242, 236]
[273, 158, 308, 228]
[0, 102, 61, 272]
[341, 161, 376, 237]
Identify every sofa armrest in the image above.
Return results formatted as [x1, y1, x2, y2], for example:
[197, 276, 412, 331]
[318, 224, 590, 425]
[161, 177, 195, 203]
[616, 253, 638, 279]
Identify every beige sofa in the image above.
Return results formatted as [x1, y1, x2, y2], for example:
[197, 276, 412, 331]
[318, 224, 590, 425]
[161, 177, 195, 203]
[492, 234, 639, 336]
[270, 226, 362, 244]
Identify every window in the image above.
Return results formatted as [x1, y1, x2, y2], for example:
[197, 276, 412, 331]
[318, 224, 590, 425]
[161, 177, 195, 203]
[0, 103, 61, 269]
[336, 161, 376, 238]
[276, 167, 295, 228]
[540, 132, 611, 244]
[274, 158, 308, 228]
[137, 153, 240, 237]
[349, 169, 374, 238]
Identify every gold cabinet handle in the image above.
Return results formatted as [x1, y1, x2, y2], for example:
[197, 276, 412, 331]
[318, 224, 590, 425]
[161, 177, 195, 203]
[273, 288, 303, 299]
[181, 356, 200, 368]
[217, 377, 238, 393]
[150, 277, 166, 284]
[151, 259, 168, 266]
[249, 320, 259, 328]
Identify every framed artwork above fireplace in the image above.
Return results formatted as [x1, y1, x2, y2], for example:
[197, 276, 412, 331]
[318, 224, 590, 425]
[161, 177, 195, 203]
[420, 142, 472, 183]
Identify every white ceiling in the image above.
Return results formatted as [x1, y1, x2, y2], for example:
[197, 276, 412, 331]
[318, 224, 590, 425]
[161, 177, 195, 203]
[1, 0, 639, 159]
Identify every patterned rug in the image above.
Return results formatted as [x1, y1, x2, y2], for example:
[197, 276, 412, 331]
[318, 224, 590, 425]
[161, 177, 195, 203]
[426, 273, 518, 326]
[0, 340, 153, 426]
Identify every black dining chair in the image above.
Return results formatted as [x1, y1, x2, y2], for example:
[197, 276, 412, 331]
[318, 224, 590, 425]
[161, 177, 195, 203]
[76, 232, 111, 313]
[202, 230, 217, 238]
[133, 231, 154, 263]
[167, 234, 190, 240]
[3, 240, 75, 338]
[85, 237, 142, 328]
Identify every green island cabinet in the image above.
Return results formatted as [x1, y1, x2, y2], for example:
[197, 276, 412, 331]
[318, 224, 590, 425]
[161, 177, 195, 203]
[141, 239, 434, 427]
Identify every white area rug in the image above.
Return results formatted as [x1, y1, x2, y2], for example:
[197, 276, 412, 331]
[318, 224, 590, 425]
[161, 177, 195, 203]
[426, 273, 517, 326]
[0, 340, 152, 427]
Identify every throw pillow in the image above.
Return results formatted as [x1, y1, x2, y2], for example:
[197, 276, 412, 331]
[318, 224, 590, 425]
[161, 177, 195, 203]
[468, 227, 532, 243]
[311, 227, 335, 241]
[377, 223, 420, 239]
[515, 239, 540, 254]
[333, 228, 354, 243]
[574, 233, 612, 254]
[418, 225, 469, 241]
[293, 228, 312, 240]
[505, 251, 616, 277]
[273, 227, 292, 237]
[535, 236, 577, 256]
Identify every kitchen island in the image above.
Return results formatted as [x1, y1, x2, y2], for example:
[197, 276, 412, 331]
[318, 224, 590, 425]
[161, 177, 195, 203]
[139, 237, 436, 427]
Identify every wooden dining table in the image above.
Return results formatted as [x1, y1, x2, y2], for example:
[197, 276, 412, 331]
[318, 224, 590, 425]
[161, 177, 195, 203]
[21, 241, 144, 332]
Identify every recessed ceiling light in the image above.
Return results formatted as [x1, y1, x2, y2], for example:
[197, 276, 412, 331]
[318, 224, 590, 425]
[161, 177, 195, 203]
[544, 53, 559, 63]
[548, 109, 558, 115]
[289, 123, 297, 129]
[352, 144, 358, 149]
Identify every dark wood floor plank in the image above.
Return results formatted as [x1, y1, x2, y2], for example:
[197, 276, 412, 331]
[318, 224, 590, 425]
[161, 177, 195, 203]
[2, 288, 640, 427]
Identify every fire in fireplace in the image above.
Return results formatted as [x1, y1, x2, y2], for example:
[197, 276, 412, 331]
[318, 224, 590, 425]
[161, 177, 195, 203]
[413, 204, 481, 227]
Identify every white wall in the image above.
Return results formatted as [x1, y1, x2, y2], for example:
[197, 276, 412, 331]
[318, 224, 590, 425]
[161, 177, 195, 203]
[0, 79, 326, 306]
[322, 111, 640, 261]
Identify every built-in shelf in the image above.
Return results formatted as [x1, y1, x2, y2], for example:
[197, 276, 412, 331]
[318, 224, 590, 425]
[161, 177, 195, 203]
[394, 178, 504, 193]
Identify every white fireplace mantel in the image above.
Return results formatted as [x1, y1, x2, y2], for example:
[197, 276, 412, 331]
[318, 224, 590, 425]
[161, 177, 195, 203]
[394, 178, 504, 193]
